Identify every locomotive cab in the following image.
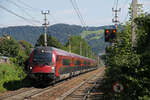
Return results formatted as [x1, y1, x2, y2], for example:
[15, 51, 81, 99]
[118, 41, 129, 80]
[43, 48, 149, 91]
[29, 47, 56, 81]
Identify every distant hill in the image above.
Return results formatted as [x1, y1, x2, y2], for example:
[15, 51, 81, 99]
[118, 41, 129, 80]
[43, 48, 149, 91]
[0, 24, 121, 54]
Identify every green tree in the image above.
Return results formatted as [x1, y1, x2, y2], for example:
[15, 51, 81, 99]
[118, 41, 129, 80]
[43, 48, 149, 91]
[0, 36, 28, 66]
[134, 14, 150, 99]
[101, 28, 141, 99]
[101, 14, 150, 100]
[35, 34, 66, 50]
[19, 40, 33, 56]
[100, 6, 150, 100]
[0, 36, 20, 57]
[65, 36, 93, 57]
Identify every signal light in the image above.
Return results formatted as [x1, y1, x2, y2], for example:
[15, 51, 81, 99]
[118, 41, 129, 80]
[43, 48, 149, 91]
[104, 29, 117, 42]
[105, 30, 110, 34]
[113, 29, 116, 33]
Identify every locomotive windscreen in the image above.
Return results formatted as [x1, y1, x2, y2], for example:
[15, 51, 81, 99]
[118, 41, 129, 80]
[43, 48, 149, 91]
[32, 48, 52, 65]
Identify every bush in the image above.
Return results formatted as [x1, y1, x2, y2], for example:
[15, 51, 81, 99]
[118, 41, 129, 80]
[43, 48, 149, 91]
[101, 30, 142, 99]
[0, 64, 26, 92]
[0, 36, 29, 66]
[10, 50, 27, 66]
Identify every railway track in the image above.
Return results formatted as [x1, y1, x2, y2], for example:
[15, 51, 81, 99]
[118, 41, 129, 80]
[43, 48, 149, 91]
[58, 67, 105, 100]
[0, 67, 105, 100]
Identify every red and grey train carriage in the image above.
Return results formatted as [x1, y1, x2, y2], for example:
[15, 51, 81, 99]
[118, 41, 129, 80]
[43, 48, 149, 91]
[27, 46, 97, 81]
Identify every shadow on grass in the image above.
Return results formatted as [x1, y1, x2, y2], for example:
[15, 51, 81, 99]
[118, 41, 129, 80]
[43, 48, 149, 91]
[3, 76, 34, 91]
[3, 76, 53, 91]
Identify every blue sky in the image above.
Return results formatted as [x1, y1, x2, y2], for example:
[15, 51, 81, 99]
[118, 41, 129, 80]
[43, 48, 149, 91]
[0, 0, 150, 27]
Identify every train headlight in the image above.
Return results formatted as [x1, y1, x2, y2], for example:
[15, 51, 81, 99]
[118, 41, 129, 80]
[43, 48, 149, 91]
[29, 66, 32, 70]
[51, 66, 55, 73]
[51, 66, 55, 70]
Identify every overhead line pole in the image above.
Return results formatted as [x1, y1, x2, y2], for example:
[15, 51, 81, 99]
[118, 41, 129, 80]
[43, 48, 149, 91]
[132, 0, 137, 47]
[80, 41, 82, 55]
[112, 8, 121, 28]
[68, 34, 72, 53]
[41, 10, 49, 47]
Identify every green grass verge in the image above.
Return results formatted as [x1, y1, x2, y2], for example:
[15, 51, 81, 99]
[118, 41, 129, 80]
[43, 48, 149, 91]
[0, 64, 26, 92]
[81, 30, 104, 39]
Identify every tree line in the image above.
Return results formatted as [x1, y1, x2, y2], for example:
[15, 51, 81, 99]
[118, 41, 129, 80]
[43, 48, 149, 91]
[101, 13, 150, 99]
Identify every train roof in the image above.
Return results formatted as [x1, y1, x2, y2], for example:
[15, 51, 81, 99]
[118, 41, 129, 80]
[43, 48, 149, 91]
[34, 46, 95, 61]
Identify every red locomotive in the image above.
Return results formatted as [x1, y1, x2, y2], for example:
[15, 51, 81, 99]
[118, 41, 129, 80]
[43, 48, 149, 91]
[27, 46, 97, 82]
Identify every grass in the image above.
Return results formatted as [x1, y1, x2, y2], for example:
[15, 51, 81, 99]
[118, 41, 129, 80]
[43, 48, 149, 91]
[0, 63, 26, 92]
[81, 30, 104, 39]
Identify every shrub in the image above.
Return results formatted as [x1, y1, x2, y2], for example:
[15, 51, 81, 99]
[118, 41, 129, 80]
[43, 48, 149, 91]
[0, 64, 26, 92]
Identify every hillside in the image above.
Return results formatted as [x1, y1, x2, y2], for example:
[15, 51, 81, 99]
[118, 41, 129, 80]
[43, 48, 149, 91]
[81, 29, 107, 53]
[0, 24, 114, 54]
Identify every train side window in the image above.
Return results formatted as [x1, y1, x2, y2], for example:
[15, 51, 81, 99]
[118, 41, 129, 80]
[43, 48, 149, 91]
[88, 62, 90, 65]
[75, 60, 81, 65]
[56, 56, 59, 61]
[84, 61, 87, 65]
[63, 59, 71, 66]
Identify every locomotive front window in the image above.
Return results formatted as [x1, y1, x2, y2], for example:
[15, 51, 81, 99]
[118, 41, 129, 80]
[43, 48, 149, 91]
[33, 50, 52, 65]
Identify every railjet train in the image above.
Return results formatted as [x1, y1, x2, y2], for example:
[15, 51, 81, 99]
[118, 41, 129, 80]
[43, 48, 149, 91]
[27, 46, 97, 82]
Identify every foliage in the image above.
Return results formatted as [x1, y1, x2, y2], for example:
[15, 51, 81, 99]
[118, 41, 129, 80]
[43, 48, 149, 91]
[10, 50, 27, 66]
[65, 36, 94, 58]
[0, 36, 28, 66]
[35, 34, 67, 50]
[0, 36, 20, 57]
[101, 28, 141, 99]
[101, 14, 150, 99]
[19, 40, 33, 56]
[134, 14, 150, 99]
[0, 64, 26, 92]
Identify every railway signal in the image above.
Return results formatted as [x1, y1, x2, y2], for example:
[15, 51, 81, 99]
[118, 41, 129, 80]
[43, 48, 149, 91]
[104, 29, 117, 42]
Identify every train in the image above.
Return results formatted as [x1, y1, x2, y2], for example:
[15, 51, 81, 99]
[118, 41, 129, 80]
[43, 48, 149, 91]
[26, 46, 98, 82]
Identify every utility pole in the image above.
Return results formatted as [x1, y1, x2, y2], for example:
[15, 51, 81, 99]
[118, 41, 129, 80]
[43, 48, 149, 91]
[86, 46, 88, 57]
[80, 41, 82, 55]
[68, 34, 72, 53]
[132, 0, 137, 47]
[41, 10, 49, 47]
[97, 56, 99, 65]
[112, 8, 121, 28]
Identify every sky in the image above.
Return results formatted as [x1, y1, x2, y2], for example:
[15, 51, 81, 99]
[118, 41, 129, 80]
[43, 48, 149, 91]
[0, 0, 150, 27]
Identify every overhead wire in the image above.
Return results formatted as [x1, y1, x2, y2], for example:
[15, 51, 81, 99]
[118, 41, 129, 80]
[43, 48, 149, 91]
[113, 0, 116, 9]
[121, 0, 131, 23]
[70, 0, 88, 31]
[0, 4, 43, 36]
[14, 0, 60, 35]
[16, 0, 58, 25]
[70, 0, 85, 26]
[74, 0, 89, 31]
[116, 0, 119, 10]
[0, 4, 37, 26]
[7, 0, 42, 24]
[120, 0, 130, 17]
[8, 0, 34, 19]
[16, 0, 42, 12]
[74, 0, 86, 26]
